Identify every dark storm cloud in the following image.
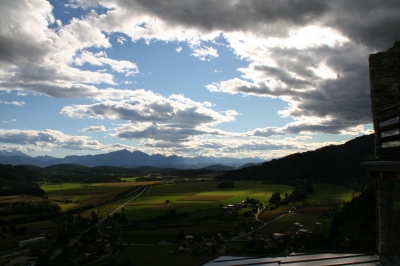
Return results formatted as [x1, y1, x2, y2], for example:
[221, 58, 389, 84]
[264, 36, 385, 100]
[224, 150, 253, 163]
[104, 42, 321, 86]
[114, 0, 329, 36]
[324, 0, 400, 50]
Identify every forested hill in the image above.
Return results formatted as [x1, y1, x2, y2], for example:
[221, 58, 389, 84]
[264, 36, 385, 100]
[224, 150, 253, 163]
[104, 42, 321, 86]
[215, 134, 375, 184]
[0, 164, 44, 196]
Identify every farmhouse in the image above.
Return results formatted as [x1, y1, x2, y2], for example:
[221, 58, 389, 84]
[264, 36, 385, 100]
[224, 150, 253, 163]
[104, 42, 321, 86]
[18, 236, 46, 248]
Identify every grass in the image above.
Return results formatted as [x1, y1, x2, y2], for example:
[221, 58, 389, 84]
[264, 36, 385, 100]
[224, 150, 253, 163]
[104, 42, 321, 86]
[58, 202, 84, 212]
[258, 205, 292, 220]
[108, 182, 353, 237]
[0, 235, 24, 252]
[90, 245, 213, 266]
[257, 213, 326, 234]
[177, 195, 232, 201]
[307, 184, 353, 202]
[120, 177, 138, 182]
[0, 195, 44, 203]
[80, 191, 143, 219]
[294, 206, 332, 213]
[69, 195, 91, 201]
[15, 220, 59, 231]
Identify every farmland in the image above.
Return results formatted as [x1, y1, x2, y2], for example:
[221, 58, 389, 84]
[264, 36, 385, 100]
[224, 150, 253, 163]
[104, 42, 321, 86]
[0, 179, 355, 266]
[103, 181, 351, 239]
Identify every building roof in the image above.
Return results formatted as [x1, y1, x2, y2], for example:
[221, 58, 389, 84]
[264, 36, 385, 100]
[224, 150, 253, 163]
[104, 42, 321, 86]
[201, 252, 381, 266]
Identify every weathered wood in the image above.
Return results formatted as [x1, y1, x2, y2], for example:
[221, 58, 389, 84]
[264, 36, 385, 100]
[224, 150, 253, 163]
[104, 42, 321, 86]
[370, 41, 400, 160]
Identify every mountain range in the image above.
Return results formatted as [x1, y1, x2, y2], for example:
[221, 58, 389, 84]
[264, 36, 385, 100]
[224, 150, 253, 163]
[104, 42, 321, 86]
[0, 149, 264, 169]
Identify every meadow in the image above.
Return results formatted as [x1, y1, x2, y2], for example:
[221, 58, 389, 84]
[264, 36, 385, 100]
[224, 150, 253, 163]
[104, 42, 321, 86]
[0, 179, 354, 263]
[42, 181, 161, 211]
[105, 181, 352, 241]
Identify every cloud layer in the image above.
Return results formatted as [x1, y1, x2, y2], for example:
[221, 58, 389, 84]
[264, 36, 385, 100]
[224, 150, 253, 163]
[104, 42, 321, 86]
[0, 0, 397, 159]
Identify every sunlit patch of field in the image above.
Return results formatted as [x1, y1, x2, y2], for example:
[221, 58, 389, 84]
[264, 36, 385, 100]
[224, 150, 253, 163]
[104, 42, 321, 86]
[58, 202, 83, 212]
[43, 182, 142, 207]
[177, 195, 232, 201]
[307, 184, 353, 202]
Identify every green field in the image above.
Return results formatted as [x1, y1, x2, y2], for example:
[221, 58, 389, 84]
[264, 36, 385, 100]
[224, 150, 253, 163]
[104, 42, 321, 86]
[104, 181, 352, 243]
[0, 181, 356, 265]
[307, 183, 353, 202]
[257, 213, 329, 234]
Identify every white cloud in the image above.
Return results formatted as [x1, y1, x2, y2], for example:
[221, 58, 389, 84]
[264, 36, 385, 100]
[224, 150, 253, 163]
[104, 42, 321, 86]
[80, 125, 106, 132]
[0, 100, 25, 106]
[61, 90, 238, 144]
[117, 35, 126, 45]
[0, 0, 397, 158]
[0, 128, 131, 152]
[74, 50, 139, 76]
[176, 46, 182, 53]
[190, 45, 218, 61]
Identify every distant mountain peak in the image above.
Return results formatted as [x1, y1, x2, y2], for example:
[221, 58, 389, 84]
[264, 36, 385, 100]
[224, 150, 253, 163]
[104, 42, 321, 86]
[0, 150, 30, 157]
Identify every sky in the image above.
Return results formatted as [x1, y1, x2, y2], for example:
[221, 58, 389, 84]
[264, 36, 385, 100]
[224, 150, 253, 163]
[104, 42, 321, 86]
[0, 0, 399, 160]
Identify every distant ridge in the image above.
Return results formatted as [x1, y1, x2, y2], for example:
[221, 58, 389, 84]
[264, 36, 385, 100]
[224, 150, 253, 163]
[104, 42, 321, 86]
[215, 134, 375, 184]
[0, 149, 263, 170]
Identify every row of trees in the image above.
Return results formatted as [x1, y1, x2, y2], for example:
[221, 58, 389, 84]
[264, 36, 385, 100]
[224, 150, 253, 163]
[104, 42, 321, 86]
[0, 200, 61, 215]
[268, 183, 314, 207]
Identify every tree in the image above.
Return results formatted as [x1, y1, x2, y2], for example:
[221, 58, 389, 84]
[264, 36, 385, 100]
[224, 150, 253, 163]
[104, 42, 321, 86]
[165, 199, 170, 204]
[178, 229, 185, 240]
[90, 211, 98, 223]
[269, 192, 281, 205]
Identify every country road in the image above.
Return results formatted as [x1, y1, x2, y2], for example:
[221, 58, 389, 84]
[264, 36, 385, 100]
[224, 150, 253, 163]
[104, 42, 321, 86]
[50, 186, 147, 261]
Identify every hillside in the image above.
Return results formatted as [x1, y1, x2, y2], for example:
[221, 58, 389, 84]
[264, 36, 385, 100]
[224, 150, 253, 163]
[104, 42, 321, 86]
[0, 164, 44, 196]
[215, 134, 375, 184]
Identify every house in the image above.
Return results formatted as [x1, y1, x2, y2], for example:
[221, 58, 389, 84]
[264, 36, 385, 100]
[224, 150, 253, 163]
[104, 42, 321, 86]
[95, 233, 103, 243]
[297, 229, 308, 236]
[18, 237, 46, 248]
[218, 246, 229, 254]
[185, 235, 194, 241]
[103, 243, 112, 253]
[272, 233, 284, 240]
[158, 238, 170, 245]
[85, 246, 97, 257]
